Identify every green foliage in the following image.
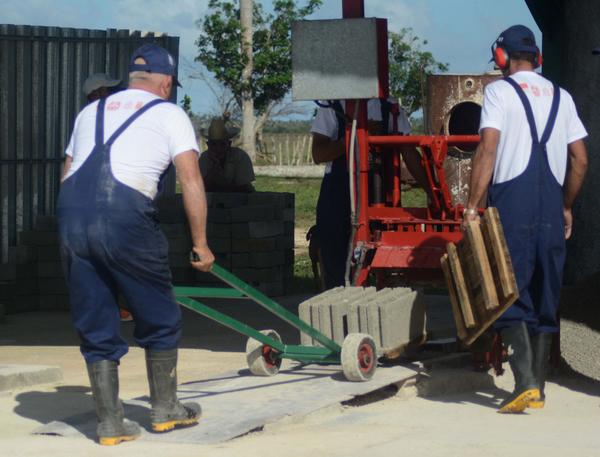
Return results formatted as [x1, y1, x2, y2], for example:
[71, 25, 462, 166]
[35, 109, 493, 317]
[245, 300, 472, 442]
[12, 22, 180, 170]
[388, 28, 449, 115]
[195, 0, 322, 115]
[180, 94, 194, 117]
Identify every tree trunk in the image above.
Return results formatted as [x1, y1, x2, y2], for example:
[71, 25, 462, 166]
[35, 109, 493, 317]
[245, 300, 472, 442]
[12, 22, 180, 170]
[240, 0, 256, 161]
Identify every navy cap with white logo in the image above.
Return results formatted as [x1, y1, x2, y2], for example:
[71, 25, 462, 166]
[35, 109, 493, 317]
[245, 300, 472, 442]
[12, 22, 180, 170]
[129, 43, 182, 87]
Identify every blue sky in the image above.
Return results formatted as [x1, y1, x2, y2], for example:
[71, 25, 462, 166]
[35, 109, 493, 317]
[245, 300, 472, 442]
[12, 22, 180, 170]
[3, 0, 540, 118]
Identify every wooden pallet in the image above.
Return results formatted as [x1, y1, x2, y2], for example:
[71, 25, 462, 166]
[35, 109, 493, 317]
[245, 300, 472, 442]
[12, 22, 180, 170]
[441, 207, 518, 346]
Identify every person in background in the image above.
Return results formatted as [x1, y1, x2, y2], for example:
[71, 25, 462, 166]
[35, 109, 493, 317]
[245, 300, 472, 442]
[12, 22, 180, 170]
[83, 73, 122, 103]
[199, 117, 255, 193]
[310, 98, 428, 289]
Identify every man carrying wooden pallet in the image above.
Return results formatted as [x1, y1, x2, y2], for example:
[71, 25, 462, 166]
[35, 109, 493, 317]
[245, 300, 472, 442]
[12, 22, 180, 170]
[464, 25, 588, 413]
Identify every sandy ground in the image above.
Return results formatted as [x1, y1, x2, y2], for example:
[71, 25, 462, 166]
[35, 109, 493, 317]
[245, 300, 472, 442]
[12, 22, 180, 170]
[1, 306, 600, 456]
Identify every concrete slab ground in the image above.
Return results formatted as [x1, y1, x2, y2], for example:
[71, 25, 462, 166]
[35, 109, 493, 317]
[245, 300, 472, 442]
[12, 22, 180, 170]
[1, 294, 599, 456]
[0, 365, 62, 392]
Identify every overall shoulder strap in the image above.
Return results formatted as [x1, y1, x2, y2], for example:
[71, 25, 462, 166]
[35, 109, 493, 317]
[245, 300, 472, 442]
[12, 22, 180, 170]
[104, 98, 168, 147]
[539, 84, 561, 145]
[95, 98, 107, 146]
[503, 77, 539, 144]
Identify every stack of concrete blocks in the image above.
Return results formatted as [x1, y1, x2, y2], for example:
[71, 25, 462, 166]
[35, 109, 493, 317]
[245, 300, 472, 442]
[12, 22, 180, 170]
[299, 287, 426, 356]
[0, 215, 68, 312]
[156, 191, 295, 297]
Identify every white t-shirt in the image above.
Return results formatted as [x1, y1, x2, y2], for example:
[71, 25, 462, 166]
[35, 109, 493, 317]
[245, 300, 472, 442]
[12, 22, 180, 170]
[479, 71, 587, 185]
[310, 99, 411, 174]
[64, 89, 200, 199]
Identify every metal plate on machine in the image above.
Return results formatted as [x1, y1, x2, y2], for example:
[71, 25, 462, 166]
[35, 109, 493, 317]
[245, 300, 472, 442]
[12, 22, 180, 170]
[292, 18, 380, 101]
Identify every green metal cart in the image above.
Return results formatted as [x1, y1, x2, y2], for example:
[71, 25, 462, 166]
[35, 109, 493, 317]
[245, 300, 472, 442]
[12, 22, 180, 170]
[174, 263, 377, 382]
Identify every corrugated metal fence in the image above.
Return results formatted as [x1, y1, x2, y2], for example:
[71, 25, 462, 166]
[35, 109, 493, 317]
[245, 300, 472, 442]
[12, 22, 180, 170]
[0, 25, 180, 262]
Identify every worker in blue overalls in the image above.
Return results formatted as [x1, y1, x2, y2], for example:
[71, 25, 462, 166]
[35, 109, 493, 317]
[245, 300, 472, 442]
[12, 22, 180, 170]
[465, 25, 588, 413]
[58, 44, 215, 445]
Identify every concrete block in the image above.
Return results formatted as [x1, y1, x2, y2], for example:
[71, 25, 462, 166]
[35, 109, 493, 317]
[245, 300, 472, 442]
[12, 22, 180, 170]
[39, 295, 69, 311]
[160, 223, 190, 238]
[18, 230, 59, 246]
[231, 237, 277, 253]
[156, 194, 184, 211]
[170, 268, 197, 285]
[255, 281, 285, 297]
[37, 246, 62, 261]
[207, 223, 232, 239]
[12, 279, 38, 295]
[158, 209, 186, 224]
[34, 215, 58, 231]
[247, 251, 285, 268]
[231, 253, 250, 268]
[230, 205, 275, 223]
[207, 208, 232, 223]
[232, 266, 284, 283]
[0, 264, 37, 281]
[232, 221, 284, 239]
[0, 365, 63, 392]
[298, 287, 343, 346]
[11, 295, 39, 312]
[208, 192, 248, 209]
[282, 208, 295, 222]
[247, 192, 294, 209]
[206, 238, 231, 254]
[38, 279, 68, 295]
[167, 237, 193, 254]
[37, 262, 64, 278]
[292, 18, 381, 101]
[8, 246, 38, 264]
[379, 289, 426, 351]
[284, 221, 294, 236]
[276, 235, 294, 251]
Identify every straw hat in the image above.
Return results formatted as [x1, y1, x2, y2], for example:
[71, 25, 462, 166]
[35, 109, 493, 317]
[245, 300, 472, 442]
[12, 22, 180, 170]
[201, 118, 240, 141]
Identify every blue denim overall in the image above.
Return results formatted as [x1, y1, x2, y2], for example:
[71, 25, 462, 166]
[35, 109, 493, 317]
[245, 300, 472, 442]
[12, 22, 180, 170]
[57, 97, 182, 364]
[490, 77, 563, 334]
[316, 154, 351, 288]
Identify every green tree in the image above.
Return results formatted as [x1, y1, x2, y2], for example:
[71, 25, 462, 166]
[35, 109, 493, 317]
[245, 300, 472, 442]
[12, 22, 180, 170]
[195, 0, 321, 159]
[388, 28, 449, 116]
[180, 94, 194, 118]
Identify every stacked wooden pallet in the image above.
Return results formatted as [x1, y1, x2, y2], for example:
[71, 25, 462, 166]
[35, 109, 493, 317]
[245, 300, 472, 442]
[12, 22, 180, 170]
[441, 207, 518, 346]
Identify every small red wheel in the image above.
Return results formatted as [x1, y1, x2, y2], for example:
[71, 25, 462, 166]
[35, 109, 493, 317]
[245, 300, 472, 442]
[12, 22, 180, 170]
[246, 329, 282, 376]
[341, 333, 377, 382]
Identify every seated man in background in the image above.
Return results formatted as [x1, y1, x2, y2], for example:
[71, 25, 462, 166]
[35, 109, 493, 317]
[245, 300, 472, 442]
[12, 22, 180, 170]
[199, 117, 255, 193]
[83, 73, 122, 103]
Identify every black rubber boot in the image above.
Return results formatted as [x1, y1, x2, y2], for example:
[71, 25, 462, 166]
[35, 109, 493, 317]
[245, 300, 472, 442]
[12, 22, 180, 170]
[498, 322, 540, 413]
[86, 360, 141, 445]
[145, 349, 201, 432]
[529, 332, 553, 409]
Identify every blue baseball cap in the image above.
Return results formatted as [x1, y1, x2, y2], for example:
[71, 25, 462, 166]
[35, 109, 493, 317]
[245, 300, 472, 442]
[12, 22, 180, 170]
[129, 43, 182, 87]
[493, 25, 539, 55]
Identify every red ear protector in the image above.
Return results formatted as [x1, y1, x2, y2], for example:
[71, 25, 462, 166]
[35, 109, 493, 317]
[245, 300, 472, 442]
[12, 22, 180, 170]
[491, 40, 542, 70]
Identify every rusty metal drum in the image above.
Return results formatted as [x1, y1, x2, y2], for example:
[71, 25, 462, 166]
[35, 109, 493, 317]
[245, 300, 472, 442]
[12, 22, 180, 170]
[425, 73, 501, 206]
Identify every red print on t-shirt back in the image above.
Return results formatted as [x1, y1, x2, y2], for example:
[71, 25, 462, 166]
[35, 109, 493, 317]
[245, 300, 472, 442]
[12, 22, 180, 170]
[135, 101, 144, 110]
[107, 101, 121, 111]
[531, 86, 541, 97]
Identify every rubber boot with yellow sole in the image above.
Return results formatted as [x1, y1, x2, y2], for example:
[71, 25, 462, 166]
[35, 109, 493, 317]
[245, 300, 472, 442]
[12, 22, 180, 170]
[498, 323, 540, 414]
[146, 349, 201, 432]
[528, 332, 552, 409]
[87, 360, 141, 445]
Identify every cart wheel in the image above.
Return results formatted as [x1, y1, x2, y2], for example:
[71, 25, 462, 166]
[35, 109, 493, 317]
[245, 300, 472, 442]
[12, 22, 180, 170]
[246, 329, 282, 377]
[341, 333, 377, 382]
